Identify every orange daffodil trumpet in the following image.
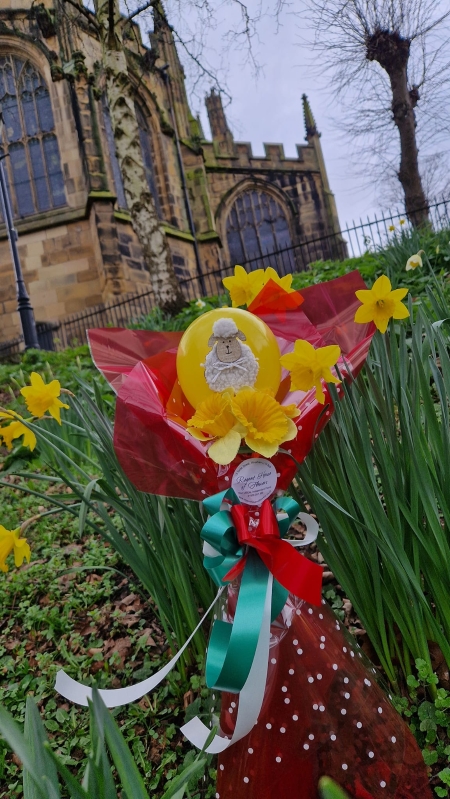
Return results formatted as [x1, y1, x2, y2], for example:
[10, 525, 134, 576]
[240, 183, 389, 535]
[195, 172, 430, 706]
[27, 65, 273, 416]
[280, 341, 341, 404]
[405, 250, 424, 271]
[0, 525, 31, 573]
[354, 274, 409, 334]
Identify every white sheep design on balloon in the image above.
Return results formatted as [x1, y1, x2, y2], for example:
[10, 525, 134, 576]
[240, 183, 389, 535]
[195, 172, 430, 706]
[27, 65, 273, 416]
[203, 318, 259, 392]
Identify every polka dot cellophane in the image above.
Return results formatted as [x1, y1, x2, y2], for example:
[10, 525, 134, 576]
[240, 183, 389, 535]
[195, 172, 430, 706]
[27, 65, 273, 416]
[215, 594, 431, 799]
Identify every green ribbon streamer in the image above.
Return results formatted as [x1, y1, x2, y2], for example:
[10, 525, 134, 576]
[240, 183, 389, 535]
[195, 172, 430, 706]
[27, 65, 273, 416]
[201, 488, 301, 693]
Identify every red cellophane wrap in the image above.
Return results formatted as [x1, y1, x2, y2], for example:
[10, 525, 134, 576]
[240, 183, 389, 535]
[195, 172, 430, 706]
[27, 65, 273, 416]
[87, 270, 431, 798]
[216, 589, 431, 799]
[88, 271, 374, 500]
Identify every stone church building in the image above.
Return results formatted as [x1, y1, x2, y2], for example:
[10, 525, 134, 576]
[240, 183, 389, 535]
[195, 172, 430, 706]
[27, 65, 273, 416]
[0, 0, 342, 345]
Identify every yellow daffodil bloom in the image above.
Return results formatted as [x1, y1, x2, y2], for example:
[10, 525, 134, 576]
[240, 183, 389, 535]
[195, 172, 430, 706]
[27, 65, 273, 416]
[354, 275, 409, 334]
[0, 411, 36, 451]
[223, 265, 265, 308]
[262, 267, 295, 293]
[405, 250, 424, 271]
[0, 525, 31, 572]
[187, 392, 245, 466]
[280, 341, 341, 404]
[231, 388, 299, 459]
[20, 372, 69, 424]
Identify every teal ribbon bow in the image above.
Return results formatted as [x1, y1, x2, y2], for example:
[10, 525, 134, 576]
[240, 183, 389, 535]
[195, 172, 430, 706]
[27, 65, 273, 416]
[201, 488, 301, 693]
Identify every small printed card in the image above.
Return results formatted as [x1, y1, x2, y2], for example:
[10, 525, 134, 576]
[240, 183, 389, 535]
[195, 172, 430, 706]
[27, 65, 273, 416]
[231, 459, 278, 506]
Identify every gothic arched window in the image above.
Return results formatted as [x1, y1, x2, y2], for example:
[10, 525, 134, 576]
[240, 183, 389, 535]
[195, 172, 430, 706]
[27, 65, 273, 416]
[226, 189, 292, 265]
[0, 56, 65, 218]
[135, 103, 161, 218]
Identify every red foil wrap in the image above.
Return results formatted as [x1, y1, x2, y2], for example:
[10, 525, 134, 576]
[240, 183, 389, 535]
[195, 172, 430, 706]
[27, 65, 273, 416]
[88, 271, 374, 500]
[216, 592, 432, 799]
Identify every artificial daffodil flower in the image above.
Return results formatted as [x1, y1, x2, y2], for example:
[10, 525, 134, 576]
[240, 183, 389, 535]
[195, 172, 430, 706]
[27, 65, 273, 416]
[354, 275, 409, 334]
[405, 250, 424, 271]
[230, 388, 299, 459]
[20, 372, 69, 424]
[187, 391, 246, 466]
[280, 341, 341, 404]
[0, 525, 31, 572]
[223, 265, 265, 308]
[262, 267, 295, 293]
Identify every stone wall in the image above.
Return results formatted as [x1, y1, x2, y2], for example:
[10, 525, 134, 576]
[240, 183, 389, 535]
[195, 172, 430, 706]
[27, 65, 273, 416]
[0, 1, 343, 345]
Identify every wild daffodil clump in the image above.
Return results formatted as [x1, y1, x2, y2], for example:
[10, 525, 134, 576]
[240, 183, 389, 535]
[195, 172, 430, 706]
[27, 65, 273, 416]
[0, 372, 70, 574]
[0, 371, 69, 453]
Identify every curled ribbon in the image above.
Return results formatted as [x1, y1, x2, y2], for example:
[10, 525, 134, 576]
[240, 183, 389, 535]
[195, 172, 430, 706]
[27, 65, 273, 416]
[200, 489, 323, 693]
[54, 488, 321, 754]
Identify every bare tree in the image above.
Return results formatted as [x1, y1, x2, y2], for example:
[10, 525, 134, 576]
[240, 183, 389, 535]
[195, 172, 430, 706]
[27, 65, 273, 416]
[304, 0, 450, 225]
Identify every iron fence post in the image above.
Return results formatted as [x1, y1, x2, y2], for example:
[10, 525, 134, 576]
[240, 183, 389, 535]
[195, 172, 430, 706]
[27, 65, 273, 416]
[0, 109, 40, 350]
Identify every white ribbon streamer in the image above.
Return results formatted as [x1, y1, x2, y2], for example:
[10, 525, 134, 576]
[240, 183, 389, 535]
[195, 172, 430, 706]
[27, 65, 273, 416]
[55, 512, 319, 750]
[55, 588, 224, 708]
[289, 512, 319, 547]
[181, 573, 273, 753]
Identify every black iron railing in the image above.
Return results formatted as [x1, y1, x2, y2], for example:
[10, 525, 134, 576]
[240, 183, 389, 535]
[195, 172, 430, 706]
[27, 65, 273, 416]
[177, 197, 450, 300]
[1, 198, 449, 360]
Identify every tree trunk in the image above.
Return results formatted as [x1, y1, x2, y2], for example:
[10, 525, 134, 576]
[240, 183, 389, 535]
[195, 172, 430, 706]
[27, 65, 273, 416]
[366, 30, 429, 227]
[94, 0, 185, 311]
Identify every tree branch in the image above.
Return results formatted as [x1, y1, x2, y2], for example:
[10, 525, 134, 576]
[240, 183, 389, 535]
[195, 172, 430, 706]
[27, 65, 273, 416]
[62, 0, 100, 31]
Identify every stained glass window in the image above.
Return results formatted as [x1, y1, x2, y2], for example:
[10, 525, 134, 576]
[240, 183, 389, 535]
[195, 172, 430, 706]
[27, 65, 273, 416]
[226, 190, 292, 265]
[0, 56, 65, 218]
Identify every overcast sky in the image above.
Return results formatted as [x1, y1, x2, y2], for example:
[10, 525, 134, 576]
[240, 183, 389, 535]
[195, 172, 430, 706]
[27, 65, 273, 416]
[154, 0, 450, 231]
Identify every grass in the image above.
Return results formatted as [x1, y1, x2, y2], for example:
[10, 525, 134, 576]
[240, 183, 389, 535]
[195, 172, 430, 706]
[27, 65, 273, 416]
[0, 477, 216, 798]
[295, 288, 450, 688]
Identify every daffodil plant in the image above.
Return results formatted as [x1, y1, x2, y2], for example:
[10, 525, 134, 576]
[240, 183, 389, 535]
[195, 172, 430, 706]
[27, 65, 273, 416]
[0, 524, 31, 572]
[0, 371, 69, 453]
[354, 274, 409, 334]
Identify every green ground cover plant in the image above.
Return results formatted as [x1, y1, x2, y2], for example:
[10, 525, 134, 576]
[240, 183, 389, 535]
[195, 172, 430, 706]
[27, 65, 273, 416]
[0, 478, 215, 797]
[0, 688, 210, 799]
[0, 380, 214, 670]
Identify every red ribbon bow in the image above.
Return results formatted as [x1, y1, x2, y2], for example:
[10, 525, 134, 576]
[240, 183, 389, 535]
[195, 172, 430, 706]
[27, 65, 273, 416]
[225, 499, 323, 606]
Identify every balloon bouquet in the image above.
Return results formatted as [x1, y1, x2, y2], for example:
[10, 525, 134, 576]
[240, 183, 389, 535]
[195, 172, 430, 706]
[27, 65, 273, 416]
[57, 267, 431, 798]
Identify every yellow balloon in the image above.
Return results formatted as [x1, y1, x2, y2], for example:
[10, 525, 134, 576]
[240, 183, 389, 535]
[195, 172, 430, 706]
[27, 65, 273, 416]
[177, 308, 281, 409]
